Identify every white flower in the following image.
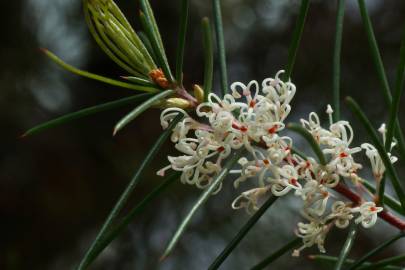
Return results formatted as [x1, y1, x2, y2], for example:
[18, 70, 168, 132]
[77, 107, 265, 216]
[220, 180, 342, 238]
[293, 220, 330, 256]
[361, 124, 397, 181]
[351, 202, 383, 228]
[231, 186, 270, 214]
[159, 70, 390, 258]
[326, 201, 354, 229]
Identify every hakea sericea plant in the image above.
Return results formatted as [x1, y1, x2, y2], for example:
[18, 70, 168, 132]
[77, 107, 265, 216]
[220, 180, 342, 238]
[157, 70, 398, 256]
[23, 0, 405, 269]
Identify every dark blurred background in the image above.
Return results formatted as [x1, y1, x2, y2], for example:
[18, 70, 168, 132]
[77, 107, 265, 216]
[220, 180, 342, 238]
[1, 0, 405, 269]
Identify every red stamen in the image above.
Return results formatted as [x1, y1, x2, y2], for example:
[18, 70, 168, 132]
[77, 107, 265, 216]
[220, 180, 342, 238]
[263, 159, 270, 165]
[217, 146, 225, 152]
[340, 152, 348, 158]
[240, 126, 248, 132]
[268, 125, 278, 134]
[290, 178, 298, 187]
[249, 100, 256, 108]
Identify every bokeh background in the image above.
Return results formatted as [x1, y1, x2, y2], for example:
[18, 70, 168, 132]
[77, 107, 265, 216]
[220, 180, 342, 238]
[1, 0, 405, 269]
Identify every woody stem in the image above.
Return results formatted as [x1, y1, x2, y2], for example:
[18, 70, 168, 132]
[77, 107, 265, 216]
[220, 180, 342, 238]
[334, 182, 405, 230]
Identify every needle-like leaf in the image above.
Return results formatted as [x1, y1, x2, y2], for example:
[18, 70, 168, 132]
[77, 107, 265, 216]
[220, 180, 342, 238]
[22, 93, 152, 137]
[41, 49, 159, 93]
[251, 237, 301, 270]
[202, 17, 214, 101]
[345, 97, 405, 209]
[332, 0, 345, 122]
[287, 123, 327, 165]
[76, 114, 183, 270]
[161, 150, 243, 260]
[175, 0, 189, 85]
[121, 76, 157, 87]
[348, 232, 405, 270]
[385, 26, 405, 150]
[85, 172, 181, 264]
[208, 196, 279, 270]
[139, 0, 174, 82]
[359, 254, 405, 270]
[357, 0, 405, 162]
[212, 0, 228, 96]
[113, 89, 174, 135]
[283, 0, 310, 81]
[334, 223, 358, 270]
[309, 255, 403, 270]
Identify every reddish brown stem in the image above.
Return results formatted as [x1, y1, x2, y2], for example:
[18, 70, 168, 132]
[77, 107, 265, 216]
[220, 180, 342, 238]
[379, 211, 405, 230]
[334, 182, 405, 230]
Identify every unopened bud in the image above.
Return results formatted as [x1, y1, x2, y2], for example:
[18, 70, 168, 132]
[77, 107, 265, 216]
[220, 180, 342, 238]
[165, 98, 191, 109]
[193, 84, 205, 103]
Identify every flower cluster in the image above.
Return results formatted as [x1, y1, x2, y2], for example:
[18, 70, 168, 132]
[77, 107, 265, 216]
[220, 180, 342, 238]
[158, 70, 396, 256]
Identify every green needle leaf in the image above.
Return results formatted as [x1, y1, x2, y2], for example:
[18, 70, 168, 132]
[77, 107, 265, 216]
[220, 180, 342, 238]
[348, 232, 405, 270]
[283, 0, 310, 80]
[251, 237, 301, 270]
[22, 93, 152, 137]
[332, 0, 345, 122]
[345, 96, 405, 209]
[85, 172, 181, 264]
[113, 89, 174, 135]
[287, 123, 327, 165]
[76, 114, 183, 270]
[138, 31, 158, 64]
[334, 223, 358, 270]
[385, 26, 405, 150]
[139, 0, 174, 82]
[309, 255, 403, 270]
[175, 0, 189, 85]
[202, 17, 214, 101]
[83, 0, 144, 77]
[41, 49, 159, 93]
[357, 0, 405, 163]
[208, 196, 279, 270]
[357, 0, 391, 102]
[212, 0, 228, 96]
[161, 150, 243, 260]
[359, 254, 405, 270]
[291, 146, 308, 160]
[121, 76, 156, 87]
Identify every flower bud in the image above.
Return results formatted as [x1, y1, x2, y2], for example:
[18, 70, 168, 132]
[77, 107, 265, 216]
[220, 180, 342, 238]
[164, 98, 191, 109]
[193, 84, 205, 103]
